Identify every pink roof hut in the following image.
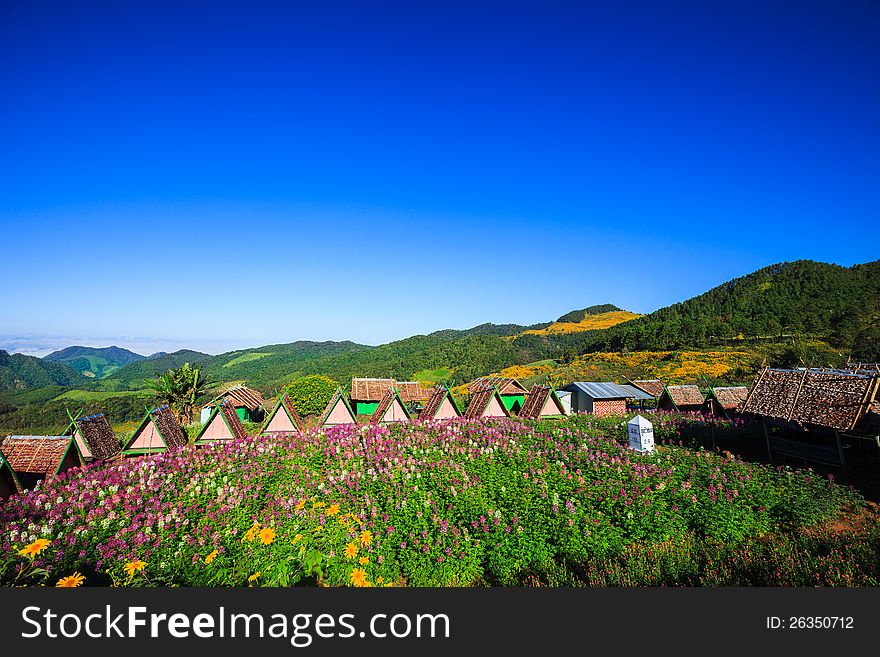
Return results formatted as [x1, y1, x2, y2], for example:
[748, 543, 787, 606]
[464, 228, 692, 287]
[464, 386, 511, 419]
[318, 388, 357, 428]
[370, 388, 412, 425]
[195, 400, 248, 445]
[419, 385, 463, 421]
[261, 394, 304, 433]
[123, 405, 188, 455]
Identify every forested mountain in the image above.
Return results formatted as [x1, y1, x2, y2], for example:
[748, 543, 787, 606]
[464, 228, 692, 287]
[44, 345, 145, 378]
[0, 350, 85, 389]
[564, 260, 880, 358]
[100, 350, 212, 389]
[556, 304, 622, 323]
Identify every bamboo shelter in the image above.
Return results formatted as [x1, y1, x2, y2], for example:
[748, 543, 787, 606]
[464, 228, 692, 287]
[370, 388, 412, 425]
[67, 411, 123, 463]
[519, 385, 567, 419]
[418, 385, 463, 421]
[261, 393, 304, 433]
[0, 435, 82, 489]
[195, 400, 248, 445]
[740, 367, 880, 469]
[318, 388, 357, 428]
[123, 405, 188, 455]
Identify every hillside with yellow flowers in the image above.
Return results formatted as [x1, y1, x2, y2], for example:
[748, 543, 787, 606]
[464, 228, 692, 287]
[519, 310, 642, 336]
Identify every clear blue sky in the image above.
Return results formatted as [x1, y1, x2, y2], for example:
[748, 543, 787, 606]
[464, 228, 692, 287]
[2, 0, 878, 356]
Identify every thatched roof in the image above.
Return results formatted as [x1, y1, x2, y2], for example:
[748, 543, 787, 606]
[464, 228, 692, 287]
[463, 388, 510, 419]
[710, 386, 750, 410]
[123, 405, 187, 452]
[318, 388, 357, 426]
[0, 436, 78, 479]
[196, 401, 248, 442]
[740, 367, 880, 432]
[262, 394, 304, 433]
[630, 379, 665, 398]
[468, 377, 527, 396]
[204, 385, 266, 411]
[75, 413, 123, 461]
[519, 385, 566, 418]
[419, 385, 462, 420]
[662, 385, 704, 409]
[396, 381, 431, 402]
[369, 388, 412, 425]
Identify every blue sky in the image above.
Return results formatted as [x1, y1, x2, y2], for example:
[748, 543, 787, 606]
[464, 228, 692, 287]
[2, 1, 878, 356]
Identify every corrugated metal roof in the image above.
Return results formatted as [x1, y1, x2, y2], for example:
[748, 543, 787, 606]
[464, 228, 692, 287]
[562, 382, 654, 400]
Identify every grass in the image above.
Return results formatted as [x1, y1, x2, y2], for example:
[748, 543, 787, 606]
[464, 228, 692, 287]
[52, 389, 152, 402]
[222, 352, 273, 368]
[412, 367, 454, 383]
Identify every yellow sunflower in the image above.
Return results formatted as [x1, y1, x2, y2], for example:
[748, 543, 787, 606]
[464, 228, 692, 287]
[56, 572, 85, 588]
[18, 538, 50, 558]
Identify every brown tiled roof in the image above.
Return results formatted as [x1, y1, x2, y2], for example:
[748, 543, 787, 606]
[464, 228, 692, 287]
[711, 386, 750, 410]
[463, 388, 510, 419]
[0, 436, 76, 478]
[152, 405, 188, 448]
[519, 385, 565, 418]
[741, 368, 880, 432]
[219, 401, 248, 440]
[665, 385, 705, 408]
[468, 377, 527, 396]
[631, 379, 665, 398]
[396, 381, 431, 402]
[205, 385, 266, 411]
[75, 413, 122, 461]
[350, 378, 396, 401]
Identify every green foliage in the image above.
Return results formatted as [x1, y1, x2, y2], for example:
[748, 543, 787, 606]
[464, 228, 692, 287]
[144, 362, 209, 424]
[0, 350, 84, 389]
[100, 350, 212, 389]
[283, 375, 339, 416]
[559, 260, 880, 359]
[43, 346, 145, 379]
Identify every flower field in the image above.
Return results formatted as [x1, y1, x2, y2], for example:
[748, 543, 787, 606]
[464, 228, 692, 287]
[2, 415, 875, 587]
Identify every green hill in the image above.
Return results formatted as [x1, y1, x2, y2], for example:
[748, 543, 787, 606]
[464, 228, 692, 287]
[0, 350, 85, 389]
[560, 260, 880, 360]
[99, 350, 213, 389]
[556, 304, 622, 323]
[44, 345, 145, 379]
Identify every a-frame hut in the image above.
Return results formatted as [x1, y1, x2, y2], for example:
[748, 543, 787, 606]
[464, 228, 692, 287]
[123, 405, 188, 455]
[519, 384, 567, 419]
[0, 435, 82, 490]
[464, 386, 511, 419]
[419, 385, 463, 421]
[200, 385, 267, 423]
[0, 448, 23, 500]
[701, 386, 750, 421]
[630, 379, 665, 399]
[657, 385, 705, 413]
[370, 388, 412, 425]
[262, 393, 304, 433]
[469, 377, 528, 414]
[195, 400, 248, 445]
[67, 412, 123, 463]
[318, 388, 357, 428]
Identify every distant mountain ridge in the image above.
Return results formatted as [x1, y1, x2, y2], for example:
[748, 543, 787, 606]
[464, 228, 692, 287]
[0, 350, 84, 389]
[44, 345, 145, 379]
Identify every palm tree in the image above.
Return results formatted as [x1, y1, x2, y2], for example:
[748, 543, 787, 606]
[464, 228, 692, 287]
[144, 362, 209, 424]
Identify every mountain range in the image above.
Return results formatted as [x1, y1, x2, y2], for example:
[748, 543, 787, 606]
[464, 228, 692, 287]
[2, 259, 878, 396]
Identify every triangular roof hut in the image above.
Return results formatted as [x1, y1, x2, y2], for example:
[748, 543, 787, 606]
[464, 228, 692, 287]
[630, 379, 665, 399]
[318, 388, 357, 427]
[195, 400, 248, 444]
[464, 386, 511, 419]
[0, 435, 82, 489]
[261, 393, 304, 433]
[657, 385, 704, 412]
[469, 377, 528, 414]
[701, 386, 750, 420]
[123, 405, 188, 455]
[370, 388, 412, 425]
[419, 384, 463, 421]
[519, 384, 567, 418]
[67, 411, 123, 462]
[349, 378, 429, 415]
[0, 448, 23, 500]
